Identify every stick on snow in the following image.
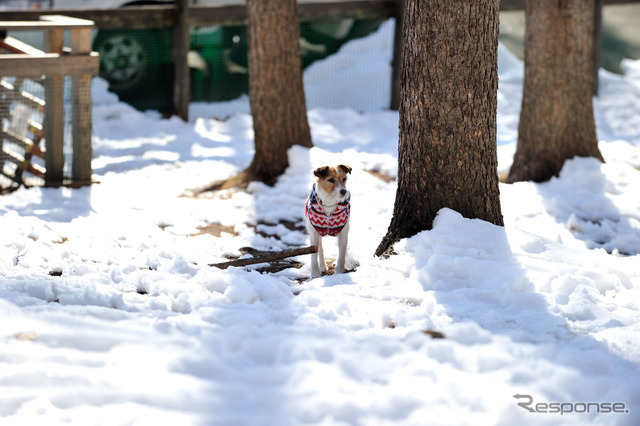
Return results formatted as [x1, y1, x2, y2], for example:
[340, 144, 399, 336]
[210, 246, 317, 269]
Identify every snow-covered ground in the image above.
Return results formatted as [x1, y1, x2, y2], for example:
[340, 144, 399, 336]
[1, 19, 640, 425]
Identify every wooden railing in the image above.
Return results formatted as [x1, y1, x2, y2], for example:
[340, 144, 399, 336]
[0, 15, 99, 187]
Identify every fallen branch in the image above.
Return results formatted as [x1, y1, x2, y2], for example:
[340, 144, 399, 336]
[210, 245, 317, 269]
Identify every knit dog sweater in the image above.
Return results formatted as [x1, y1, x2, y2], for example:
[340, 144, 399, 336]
[305, 183, 350, 237]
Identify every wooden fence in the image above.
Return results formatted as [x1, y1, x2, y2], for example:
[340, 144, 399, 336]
[0, 15, 99, 187]
[1, 0, 637, 122]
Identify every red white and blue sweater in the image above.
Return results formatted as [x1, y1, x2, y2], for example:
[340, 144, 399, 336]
[305, 183, 350, 237]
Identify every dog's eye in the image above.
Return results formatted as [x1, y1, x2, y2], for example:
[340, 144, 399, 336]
[342, 178, 347, 182]
[328, 178, 335, 183]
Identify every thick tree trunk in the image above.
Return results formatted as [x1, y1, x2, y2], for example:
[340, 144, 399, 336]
[507, 0, 604, 184]
[246, 0, 313, 184]
[376, 0, 503, 257]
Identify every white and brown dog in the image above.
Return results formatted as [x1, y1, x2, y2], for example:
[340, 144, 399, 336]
[305, 164, 352, 278]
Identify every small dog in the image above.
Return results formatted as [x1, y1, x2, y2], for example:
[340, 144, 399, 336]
[305, 164, 352, 278]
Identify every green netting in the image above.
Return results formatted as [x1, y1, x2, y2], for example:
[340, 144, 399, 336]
[91, 18, 386, 118]
[93, 28, 174, 112]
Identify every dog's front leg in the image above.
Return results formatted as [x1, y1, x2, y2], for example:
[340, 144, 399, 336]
[335, 223, 349, 274]
[317, 236, 327, 274]
[309, 231, 324, 278]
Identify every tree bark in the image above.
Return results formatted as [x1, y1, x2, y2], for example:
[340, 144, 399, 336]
[506, 0, 604, 184]
[246, 0, 313, 185]
[376, 0, 503, 257]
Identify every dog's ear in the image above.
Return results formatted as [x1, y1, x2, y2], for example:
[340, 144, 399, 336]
[338, 164, 352, 174]
[314, 166, 330, 178]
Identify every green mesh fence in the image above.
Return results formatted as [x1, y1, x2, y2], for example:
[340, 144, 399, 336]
[93, 28, 174, 113]
[92, 18, 387, 119]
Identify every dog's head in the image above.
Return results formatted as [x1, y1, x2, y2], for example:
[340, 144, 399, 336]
[313, 164, 352, 202]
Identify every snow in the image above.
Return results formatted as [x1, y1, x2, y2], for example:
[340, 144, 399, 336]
[2, 18, 640, 425]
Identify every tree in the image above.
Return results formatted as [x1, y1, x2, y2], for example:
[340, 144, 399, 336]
[375, 0, 503, 257]
[245, 0, 313, 185]
[506, 0, 604, 183]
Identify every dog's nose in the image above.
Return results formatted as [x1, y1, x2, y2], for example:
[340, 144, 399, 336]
[340, 189, 347, 196]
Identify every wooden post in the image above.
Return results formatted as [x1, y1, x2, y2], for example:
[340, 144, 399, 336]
[43, 27, 64, 185]
[390, 0, 403, 110]
[70, 25, 93, 184]
[173, 0, 190, 121]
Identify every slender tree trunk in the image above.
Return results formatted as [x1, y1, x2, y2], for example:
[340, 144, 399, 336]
[376, 0, 503, 257]
[507, 0, 603, 184]
[246, 0, 313, 185]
